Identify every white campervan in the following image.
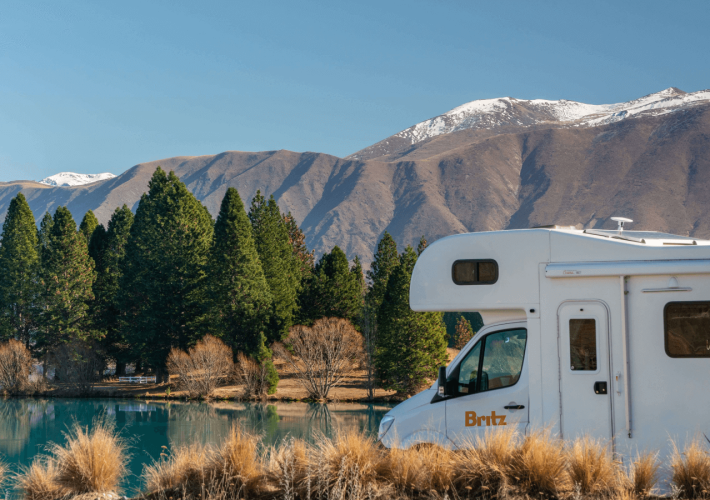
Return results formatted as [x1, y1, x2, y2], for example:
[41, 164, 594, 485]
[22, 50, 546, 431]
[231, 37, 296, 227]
[378, 222, 710, 470]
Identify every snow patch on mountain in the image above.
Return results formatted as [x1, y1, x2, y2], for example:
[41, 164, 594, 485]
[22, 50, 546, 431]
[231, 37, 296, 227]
[392, 88, 710, 146]
[38, 172, 116, 187]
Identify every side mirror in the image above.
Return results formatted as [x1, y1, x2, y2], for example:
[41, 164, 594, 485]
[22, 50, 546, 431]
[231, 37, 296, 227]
[437, 366, 447, 396]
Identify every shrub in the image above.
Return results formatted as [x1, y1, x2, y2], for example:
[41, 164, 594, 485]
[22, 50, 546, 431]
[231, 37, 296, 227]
[167, 335, 234, 398]
[670, 437, 710, 498]
[0, 339, 32, 394]
[275, 317, 363, 400]
[511, 428, 570, 497]
[17, 420, 127, 499]
[234, 352, 277, 398]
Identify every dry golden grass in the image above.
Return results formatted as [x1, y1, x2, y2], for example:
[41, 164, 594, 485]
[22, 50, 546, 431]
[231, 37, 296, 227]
[670, 437, 710, 498]
[566, 436, 619, 496]
[144, 425, 265, 500]
[17, 421, 127, 500]
[51, 421, 127, 494]
[623, 451, 659, 498]
[511, 428, 570, 498]
[16, 458, 63, 500]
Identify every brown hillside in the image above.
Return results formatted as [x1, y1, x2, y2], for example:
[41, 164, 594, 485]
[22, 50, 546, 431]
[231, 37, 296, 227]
[1, 105, 709, 263]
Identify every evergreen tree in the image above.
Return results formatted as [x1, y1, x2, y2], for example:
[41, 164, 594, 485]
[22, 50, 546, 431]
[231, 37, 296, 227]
[0, 193, 40, 346]
[36, 206, 97, 354]
[453, 315, 474, 350]
[284, 212, 314, 276]
[249, 191, 300, 342]
[79, 210, 99, 243]
[37, 211, 54, 266]
[118, 168, 213, 380]
[298, 246, 363, 326]
[443, 312, 483, 347]
[206, 188, 274, 357]
[366, 232, 399, 312]
[375, 246, 448, 395]
[91, 206, 134, 373]
[416, 235, 428, 256]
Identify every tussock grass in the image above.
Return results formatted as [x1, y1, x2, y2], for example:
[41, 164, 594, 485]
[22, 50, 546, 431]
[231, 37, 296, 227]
[17, 459, 63, 500]
[144, 425, 265, 500]
[566, 436, 618, 496]
[511, 428, 569, 498]
[670, 437, 710, 498]
[17, 420, 127, 500]
[623, 451, 659, 498]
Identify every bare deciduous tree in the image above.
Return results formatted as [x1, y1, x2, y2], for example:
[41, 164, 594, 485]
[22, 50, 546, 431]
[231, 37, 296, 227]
[167, 335, 234, 398]
[234, 352, 270, 398]
[0, 339, 32, 394]
[275, 317, 363, 400]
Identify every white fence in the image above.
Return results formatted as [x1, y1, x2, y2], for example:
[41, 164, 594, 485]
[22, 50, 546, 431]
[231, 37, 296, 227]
[118, 376, 156, 384]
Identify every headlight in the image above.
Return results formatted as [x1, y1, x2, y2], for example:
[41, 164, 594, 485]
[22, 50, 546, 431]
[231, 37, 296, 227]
[378, 416, 395, 440]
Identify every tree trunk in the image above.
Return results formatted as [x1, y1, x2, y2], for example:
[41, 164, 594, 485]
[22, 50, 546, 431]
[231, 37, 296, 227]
[116, 362, 126, 377]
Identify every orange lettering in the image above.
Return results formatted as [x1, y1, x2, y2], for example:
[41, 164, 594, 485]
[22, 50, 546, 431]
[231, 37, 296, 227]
[465, 411, 477, 427]
[478, 416, 485, 426]
[486, 415, 491, 426]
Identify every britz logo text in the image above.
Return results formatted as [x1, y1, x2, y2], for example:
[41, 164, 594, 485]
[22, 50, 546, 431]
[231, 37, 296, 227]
[465, 411, 507, 427]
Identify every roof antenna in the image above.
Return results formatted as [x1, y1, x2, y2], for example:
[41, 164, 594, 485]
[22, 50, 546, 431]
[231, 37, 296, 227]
[611, 216, 633, 233]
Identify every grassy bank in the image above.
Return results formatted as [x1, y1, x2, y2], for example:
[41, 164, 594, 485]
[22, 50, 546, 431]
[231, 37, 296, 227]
[10, 421, 710, 500]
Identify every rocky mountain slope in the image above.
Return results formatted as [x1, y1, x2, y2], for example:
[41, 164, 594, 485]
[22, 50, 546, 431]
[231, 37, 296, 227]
[1, 88, 709, 263]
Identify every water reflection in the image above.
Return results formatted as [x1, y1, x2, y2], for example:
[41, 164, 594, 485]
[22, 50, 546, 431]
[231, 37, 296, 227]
[0, 398, 393, 495]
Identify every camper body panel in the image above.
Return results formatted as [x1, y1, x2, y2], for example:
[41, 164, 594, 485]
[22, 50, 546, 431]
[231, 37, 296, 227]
[618, 273, 710, 461]
[384, 227, 710, 491]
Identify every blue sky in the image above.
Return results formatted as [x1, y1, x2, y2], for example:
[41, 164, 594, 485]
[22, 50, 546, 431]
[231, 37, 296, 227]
[0, 0, 708, 182]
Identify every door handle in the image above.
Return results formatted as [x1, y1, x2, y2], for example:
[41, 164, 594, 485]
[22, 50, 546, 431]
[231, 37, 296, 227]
[504, 405, 525, 410]
[594, 381, 608, 395]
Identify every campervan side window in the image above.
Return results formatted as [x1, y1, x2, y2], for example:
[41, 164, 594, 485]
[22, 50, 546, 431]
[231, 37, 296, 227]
[664, 302, 710, 358]
[448, 328, 526, 398]
[569, 319, 597, 370]
[452, 259, 498, 285]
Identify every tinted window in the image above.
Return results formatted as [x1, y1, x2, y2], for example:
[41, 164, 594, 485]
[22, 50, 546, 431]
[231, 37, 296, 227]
[452, 260, 498, 285]
[479, 329, 527, 391]
[664, 302, 710, 358]
[456, 341, 481, 394]
[570, 319, 597, 370]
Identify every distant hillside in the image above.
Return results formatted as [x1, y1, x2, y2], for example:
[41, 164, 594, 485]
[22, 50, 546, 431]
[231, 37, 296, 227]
[2, 88, 710, 263]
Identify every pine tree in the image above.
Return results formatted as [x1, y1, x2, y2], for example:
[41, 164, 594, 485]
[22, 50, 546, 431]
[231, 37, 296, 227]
[79, 210, 99, 243]
[416, 235, 428, 256]
[118, 168, 213, 380]
[37, 211, 54, 265]
[91, 205, 134, 373]
[249, 191, 300, 342]
[284, 212, 314, 276]
[36, 206, 97, 354]
[453, 315, 474, 349]
[376, 245, 448, 395]
[298, 246, 363, 326]
[0, 193, 40, 347]
[366, 232, 399, 312]
[206, 188, 274, 357]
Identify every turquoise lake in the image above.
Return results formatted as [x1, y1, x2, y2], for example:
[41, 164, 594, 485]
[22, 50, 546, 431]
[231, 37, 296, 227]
[0, 399, 395, 497]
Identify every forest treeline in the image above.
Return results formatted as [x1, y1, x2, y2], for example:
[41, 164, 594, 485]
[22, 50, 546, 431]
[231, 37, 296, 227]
[0, 167, 474, 396]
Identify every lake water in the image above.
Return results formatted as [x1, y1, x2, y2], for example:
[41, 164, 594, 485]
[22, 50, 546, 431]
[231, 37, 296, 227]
[0, 398, 395, 497]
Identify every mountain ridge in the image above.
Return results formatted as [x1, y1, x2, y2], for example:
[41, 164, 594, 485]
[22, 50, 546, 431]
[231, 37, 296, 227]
[2, 87, 710, 264]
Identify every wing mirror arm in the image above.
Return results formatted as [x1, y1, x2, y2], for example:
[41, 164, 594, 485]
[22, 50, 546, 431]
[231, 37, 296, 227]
[437, 366, 447, 396]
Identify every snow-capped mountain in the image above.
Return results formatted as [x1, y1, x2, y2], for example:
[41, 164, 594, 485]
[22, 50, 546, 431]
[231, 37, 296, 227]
[348, 87, 710, 160]
[38, 172, 116, 187]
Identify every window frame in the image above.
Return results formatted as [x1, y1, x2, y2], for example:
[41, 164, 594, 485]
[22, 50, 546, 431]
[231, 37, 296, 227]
[445, 327, 527, 400]
[663, 301, 710, 359]
[451, 259, 499, 286]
